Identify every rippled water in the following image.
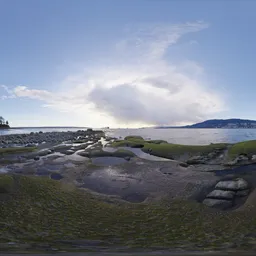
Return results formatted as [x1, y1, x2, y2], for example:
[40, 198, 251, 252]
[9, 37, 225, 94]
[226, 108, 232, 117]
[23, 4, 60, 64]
[105, 128, 256, 145]
[2, 127, 256, 145]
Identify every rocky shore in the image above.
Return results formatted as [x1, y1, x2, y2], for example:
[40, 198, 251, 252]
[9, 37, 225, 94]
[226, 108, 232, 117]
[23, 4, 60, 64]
[2, 132, 256, 253]
[0, 129, 104, 147]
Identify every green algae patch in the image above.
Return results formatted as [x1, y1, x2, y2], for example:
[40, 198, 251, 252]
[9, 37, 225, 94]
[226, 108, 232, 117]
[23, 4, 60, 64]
[142, 142, 228, 159]
[0, 147, 37, 155]
[111, 140, 144, 148]
[2, 174, 256, 250]
[87, 149, 135, 158]
[146, 140, 168, 144]
[124, 135, 144, 141]
[111, 135, 145, 147]
[228, 140, 256, 159]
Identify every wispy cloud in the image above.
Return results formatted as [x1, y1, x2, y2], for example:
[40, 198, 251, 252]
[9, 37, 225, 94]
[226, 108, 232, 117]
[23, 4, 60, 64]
[0, 85, 16, 100]
[0, 21, 227, 127]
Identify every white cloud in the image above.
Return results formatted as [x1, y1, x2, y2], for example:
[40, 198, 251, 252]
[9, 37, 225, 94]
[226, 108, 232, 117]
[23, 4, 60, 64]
[1, 22, 227, 128]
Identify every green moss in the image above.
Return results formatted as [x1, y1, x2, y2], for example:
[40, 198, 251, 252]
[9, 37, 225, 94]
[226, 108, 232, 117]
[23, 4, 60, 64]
[1, 174, 256, 250]
[111, 140, 144, 148]
[228, 140, 256, 159]
[142, 143, 228, 159]
[124, 135, 144, 141]
[0, 147, 37, 155]
[146, 140, 168, 144]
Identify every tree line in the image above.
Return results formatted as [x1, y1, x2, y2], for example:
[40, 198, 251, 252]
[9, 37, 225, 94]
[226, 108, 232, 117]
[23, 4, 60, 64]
[0, 116, 9, 126]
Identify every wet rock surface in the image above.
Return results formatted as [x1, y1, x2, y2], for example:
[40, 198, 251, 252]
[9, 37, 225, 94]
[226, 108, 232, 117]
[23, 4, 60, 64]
[215, 178, 249, 191]
[206, 190, 236, 200]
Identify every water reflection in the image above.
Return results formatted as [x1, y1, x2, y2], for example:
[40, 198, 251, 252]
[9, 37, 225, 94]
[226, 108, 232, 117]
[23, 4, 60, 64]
[103, 147, 171, 161]
[91, 157, 127, 166]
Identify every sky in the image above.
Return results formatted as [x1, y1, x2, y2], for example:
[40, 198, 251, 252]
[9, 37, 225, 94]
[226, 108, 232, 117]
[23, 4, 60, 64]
[0, 0, 256, 128]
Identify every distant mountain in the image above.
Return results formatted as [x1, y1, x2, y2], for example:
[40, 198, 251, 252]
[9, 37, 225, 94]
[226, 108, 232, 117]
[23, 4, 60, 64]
[156, 119, 256, 129]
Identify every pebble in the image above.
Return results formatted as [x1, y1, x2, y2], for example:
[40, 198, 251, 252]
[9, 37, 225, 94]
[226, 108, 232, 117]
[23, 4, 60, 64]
[65, 150, 75, 155]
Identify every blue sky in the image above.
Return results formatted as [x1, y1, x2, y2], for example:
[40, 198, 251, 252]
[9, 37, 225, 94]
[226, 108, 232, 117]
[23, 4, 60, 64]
[0, 0, 255, 128]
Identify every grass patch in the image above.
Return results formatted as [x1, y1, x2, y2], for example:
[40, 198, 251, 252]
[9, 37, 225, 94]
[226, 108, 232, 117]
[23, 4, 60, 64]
[228, 140, 256, 159]
[0, 147, 37, 155]
[0, 175, 14, 193]
[1, 174, 256, 250]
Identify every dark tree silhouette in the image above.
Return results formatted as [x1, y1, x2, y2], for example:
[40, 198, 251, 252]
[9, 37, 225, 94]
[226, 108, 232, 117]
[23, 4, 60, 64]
[0, 116, 4, 125]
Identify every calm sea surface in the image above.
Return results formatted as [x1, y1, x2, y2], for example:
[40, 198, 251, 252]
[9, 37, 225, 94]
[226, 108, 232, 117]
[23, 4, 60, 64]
[1, 127, 256, 145]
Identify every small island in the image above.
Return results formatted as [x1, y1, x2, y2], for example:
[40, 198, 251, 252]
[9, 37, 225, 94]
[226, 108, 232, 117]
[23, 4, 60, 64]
[0, 116, 10, 129]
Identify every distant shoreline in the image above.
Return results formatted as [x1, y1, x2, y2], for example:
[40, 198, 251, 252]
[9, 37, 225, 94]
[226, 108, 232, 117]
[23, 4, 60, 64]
[10, 126, 90, 129]
[155, 127, 256, 129]
[0, 125, 10, 129]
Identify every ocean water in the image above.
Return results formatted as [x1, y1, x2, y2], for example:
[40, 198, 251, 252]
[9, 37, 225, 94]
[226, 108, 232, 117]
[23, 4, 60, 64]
[1, 127, 256, 145]
[0, 127, 87, 136]
[105, 128, 256, 145]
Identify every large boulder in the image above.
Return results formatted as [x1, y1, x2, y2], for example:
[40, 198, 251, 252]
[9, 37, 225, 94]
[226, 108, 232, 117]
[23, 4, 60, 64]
[77, 151, 90, 158]
[65, 150, 75, 155]
[206, 190, 235, 200]
[236, 189, 250, 197]
[226, 155, 249, 166]
[202, 198, 233, 210]
[215, 178, 249, 191]
[38, 149, 52, 156]
[252, 155, 256, 162]
[186, 155, 207, 165]
[208, 152, 217, 159]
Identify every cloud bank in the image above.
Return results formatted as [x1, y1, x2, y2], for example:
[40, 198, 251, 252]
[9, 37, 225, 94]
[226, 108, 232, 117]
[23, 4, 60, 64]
[1, 22, 226, 128]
